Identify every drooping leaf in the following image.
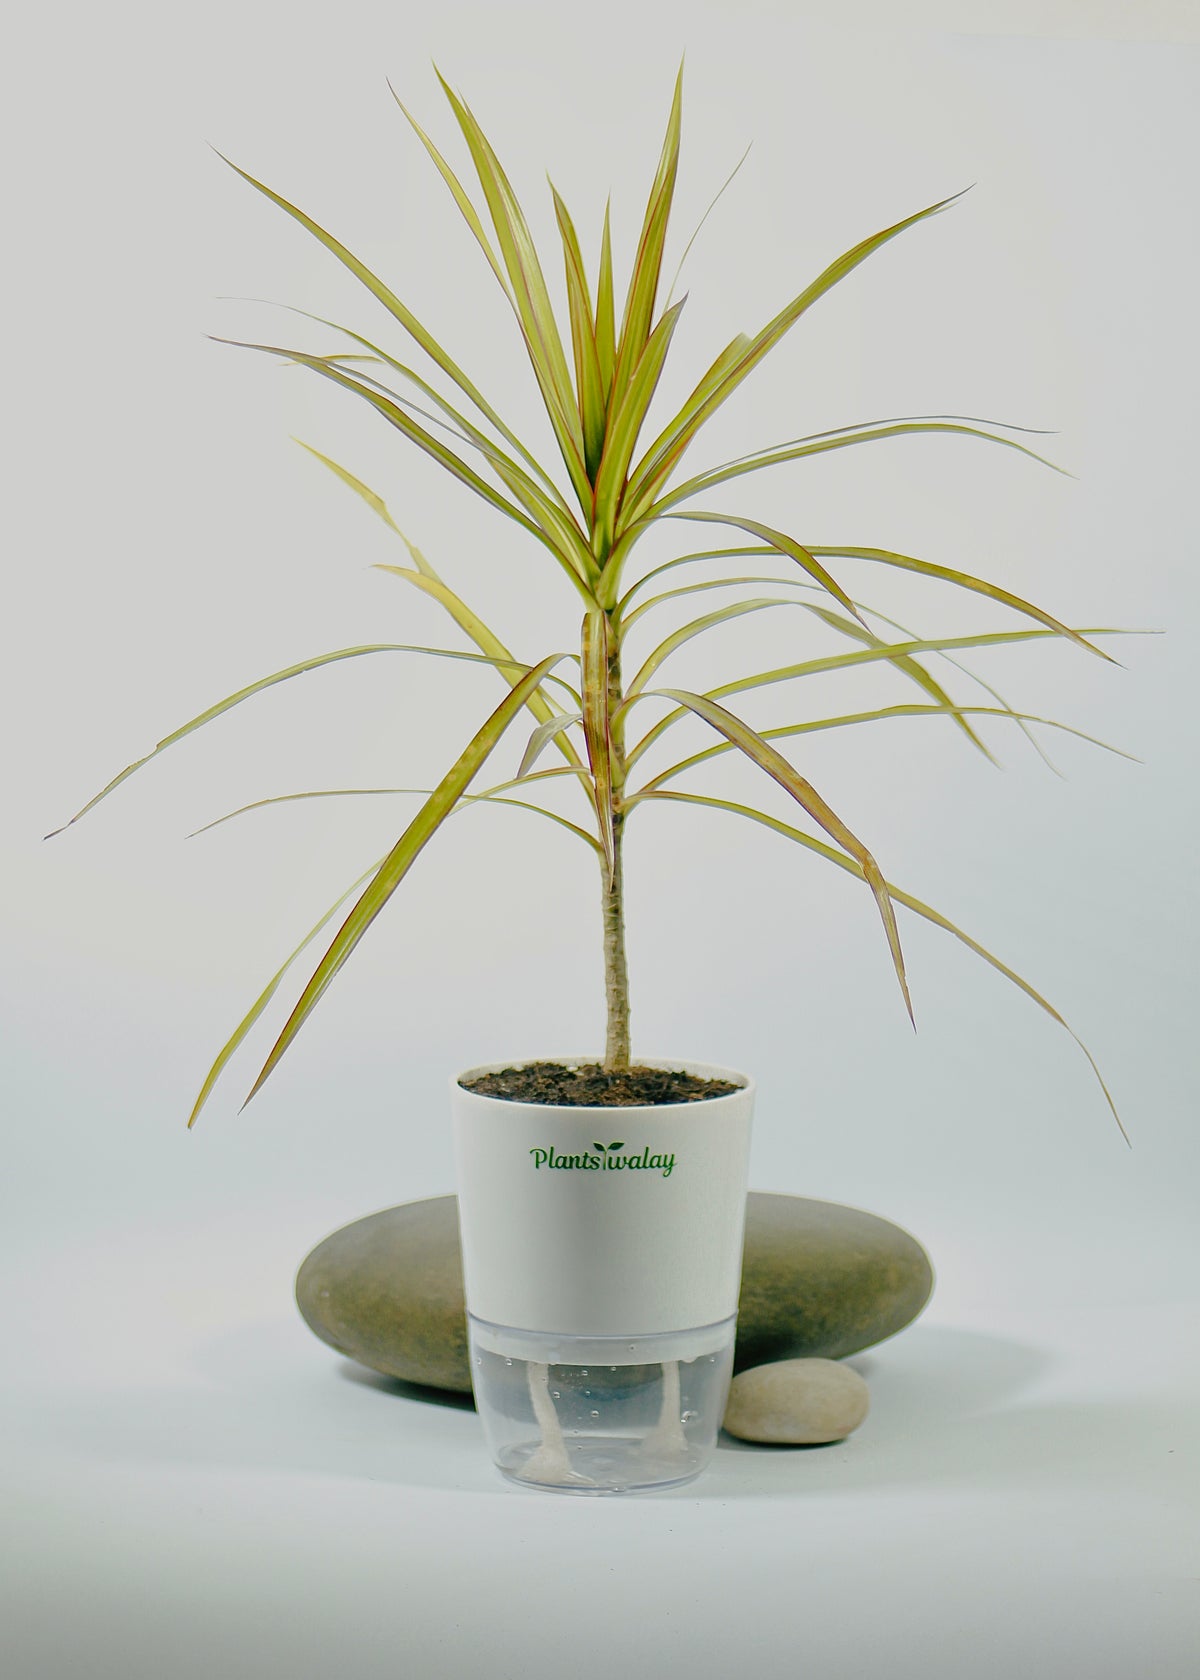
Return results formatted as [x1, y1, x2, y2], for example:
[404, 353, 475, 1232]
[187, 851, 388, 1128]
[191, 784, 602, 853]
[628, 789, 1126, 1142]
[648, 418, 1068, 519]
[633, 703, 1135, 796]
[219, 338, 597, 592]
[244, 654, 568, 1104]
[802, 603, 995, 761]
[662, 511, 866, 625]
[47, 643, 557, 838]
[645, 687, 913, 1023]
[806, 545, 1109, 661]
[623, 626, 1130, 769]
[625, 597, 803, 698]
[215, 151, 526, 448]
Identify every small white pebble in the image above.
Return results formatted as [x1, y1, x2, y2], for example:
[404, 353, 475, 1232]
[723, 1357, 869, 1444]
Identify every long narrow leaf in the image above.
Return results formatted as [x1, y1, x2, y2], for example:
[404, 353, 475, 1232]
[633, 703, 1135, 796]
[389, 83, 512, 297]
[623, 626, 1128, 769]
[648, 419, 1068, 519]
[191, 785, 602, 853]
[665, 141, 753, 306]
[435, 75, 590, 509]
[628, 789, 1125, 1141]
[663, 511, 866, 625]
[626, 597, 802, 698]
[518, 713, 584, 779]
[595, 199, 616, 396]
[624, 190, 968, 513]
[244, 654, 568, 1103]
[593, 297, 687, 558]
[215, 336, 548, 544]
[187, 852, 388, 1128]
[802, 603, 994, 761]
[273, 300, 571, 501]
[551, 186, 607, 478]
[649, 688, 913, 1022]
[610, 66, 683, 411]
[215, 151, 525, 449]
[47, 643, 554, 838]
[807, 545, 1108, 661]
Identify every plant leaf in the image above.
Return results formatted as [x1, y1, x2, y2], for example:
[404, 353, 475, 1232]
[595, 199, 616, 397]
[215, 151, 525, 450]
[192, 784, 602, 853]
[663, 511, 866, 625]
[610, 65, 683, 413]
[802, 603, 994, 761]
[435, 74, 591, 510]
[649, 418, 1068, 518]
[518, 712, 584, 779]
[244, 654, 567, 1104]
[629, 789, 1126, 1142]
[649, 687, 913, 1023]
[623, 626, 1130, 769]
[626, 597, 802, 698]
[46, 643, 545, 838]
[807, 546, 1110, 662]
[187, 852, 388, 1128]
[593, 297, 687, 560]
[388, 82, 512, 298]
[623, 191, 968, 512]
[634, 703, 1135, 795]
[551, 184, 607, 480]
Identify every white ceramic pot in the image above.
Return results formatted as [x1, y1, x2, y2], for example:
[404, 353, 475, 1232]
[451, 1058, 754, 1494]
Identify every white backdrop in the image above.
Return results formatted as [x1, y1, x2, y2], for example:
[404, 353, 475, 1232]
[4, 3, 1197, 1677]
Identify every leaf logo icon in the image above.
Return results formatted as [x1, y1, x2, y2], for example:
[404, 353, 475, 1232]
[592, 1142, 606, 1153]
[609, 1141, 624, 1150]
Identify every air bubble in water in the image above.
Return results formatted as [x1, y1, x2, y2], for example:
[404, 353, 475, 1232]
[579, 1369, 589, 1376]
[504, 1357, 513, 1366]
[681, 1409, 699, 1423]
[551, 1390, 560, 1400]
[590, 1410, 600, 1419]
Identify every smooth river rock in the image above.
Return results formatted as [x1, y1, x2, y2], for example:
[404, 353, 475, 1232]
[296, 1192, 932, 1395]
[723, 1358, 870, 1444]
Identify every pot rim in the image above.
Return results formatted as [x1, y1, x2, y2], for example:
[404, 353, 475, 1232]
[452, 1055, 755, 1111]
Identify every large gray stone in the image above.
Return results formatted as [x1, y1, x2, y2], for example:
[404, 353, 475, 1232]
[296, 1192, 933, 1394]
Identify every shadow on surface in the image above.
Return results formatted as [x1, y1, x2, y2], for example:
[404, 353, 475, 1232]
[20, 1320, 1187, 1502]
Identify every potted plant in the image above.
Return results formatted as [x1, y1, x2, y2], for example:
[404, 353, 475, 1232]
[52, 69, 1127, 1492]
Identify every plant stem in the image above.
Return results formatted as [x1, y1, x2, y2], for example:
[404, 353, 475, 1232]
[602, 629, 631, 1071]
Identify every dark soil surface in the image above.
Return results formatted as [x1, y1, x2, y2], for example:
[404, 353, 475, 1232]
[460, 1062, 743, 1107]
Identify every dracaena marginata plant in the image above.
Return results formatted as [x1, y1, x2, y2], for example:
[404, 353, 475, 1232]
[53, 69, 1131, 1132]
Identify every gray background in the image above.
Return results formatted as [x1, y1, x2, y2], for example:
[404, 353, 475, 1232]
[4, 2, 1197, 1676]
